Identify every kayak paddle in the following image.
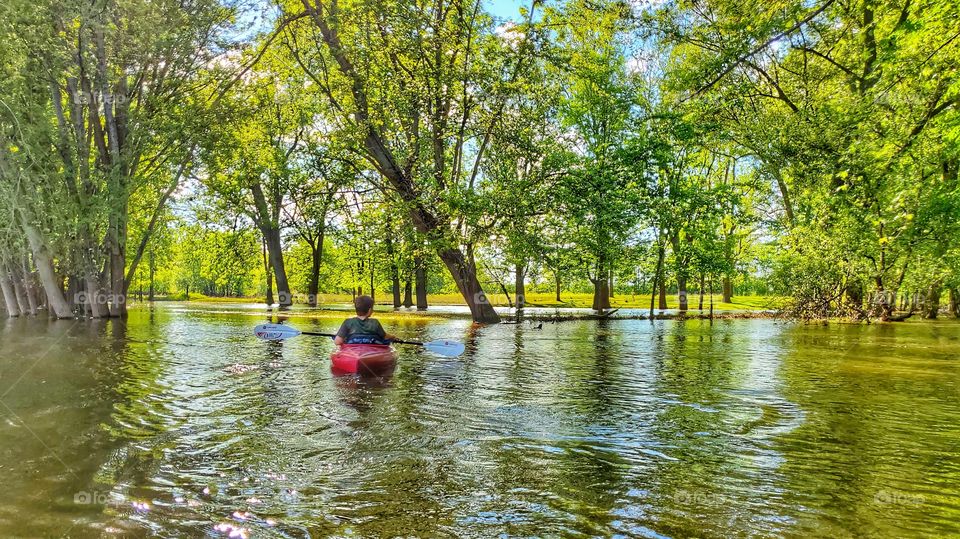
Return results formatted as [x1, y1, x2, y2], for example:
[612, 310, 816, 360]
[253, 323, 466, 358]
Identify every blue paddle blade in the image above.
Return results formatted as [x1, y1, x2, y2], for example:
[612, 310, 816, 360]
[254, 324, 302, 341]
[422, 339, 466, 357]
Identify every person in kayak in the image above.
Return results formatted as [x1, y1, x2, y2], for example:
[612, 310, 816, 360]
[334, 295, 397, 345]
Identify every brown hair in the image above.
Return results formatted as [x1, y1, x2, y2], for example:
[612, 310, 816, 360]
[354, 295, 375, 315]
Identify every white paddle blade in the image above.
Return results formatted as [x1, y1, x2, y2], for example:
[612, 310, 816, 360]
[422, 339, 466, 357]
[254, 324, 302, 341]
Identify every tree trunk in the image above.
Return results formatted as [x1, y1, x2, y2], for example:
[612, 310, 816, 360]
[263, 239, 274, 306]
[0, 269, 21, 317]
[148, 250, 155, 301]
[722, 275, 733, 303]
[555, 272, 562, 302]
[592, 278, 611, 311]
[84, 275, 107, 318]
[949, 287, 959, 317]
[677, 275, 689, 312]
[771, 167, 796, 225]
[499, 281, 513, 309]
[106, 207, 128, 318]
[515, 262, 526, 310]
[872, 276, 892, 321]
[20, 260, 38, 315]
[658, 280, 667, 310]
[924, 284, 941, 319]
[308, 242, 322, 307]
[591, 259, 611, 312]
[698, 273, 705, 310]
[415, 255, 428, 311]
[12, 272, 30, 316]
[387, 236, 401, 308]
[709, 277, 715, 320]
[369, 256, 376, 302]
[262, 227, 291, 307]
[436, 247, 498, 322]
[591, 267, 611, 312]
[650, 240, 665, 316]
[403, 278, 413, 308]
[21, 220, 73, 318]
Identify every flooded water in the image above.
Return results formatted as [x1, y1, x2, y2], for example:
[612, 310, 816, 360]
[1, 303, 958, 538]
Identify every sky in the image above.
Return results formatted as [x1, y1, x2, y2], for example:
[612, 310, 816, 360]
[486, 0, 528, 20]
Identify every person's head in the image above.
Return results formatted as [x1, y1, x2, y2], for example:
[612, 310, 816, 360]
[354, 295, 375, 316]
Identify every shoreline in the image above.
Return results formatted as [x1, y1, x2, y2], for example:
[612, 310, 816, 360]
[127, 301, 959, 324]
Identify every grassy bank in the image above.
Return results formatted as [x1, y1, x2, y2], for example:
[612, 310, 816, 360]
[145, 291, 782, 312]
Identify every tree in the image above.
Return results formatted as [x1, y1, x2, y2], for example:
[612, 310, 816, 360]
[275, 0, 555, 323]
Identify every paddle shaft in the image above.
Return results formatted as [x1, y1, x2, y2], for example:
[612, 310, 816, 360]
[298, 330, 424, 346]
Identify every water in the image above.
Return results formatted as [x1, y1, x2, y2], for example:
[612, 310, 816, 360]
[1, 304, 958, 538]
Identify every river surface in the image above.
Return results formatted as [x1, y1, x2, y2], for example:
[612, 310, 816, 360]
[0, 303, 958, 538]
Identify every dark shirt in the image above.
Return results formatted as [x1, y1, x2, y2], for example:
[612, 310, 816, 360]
[336, 317, 387, 344]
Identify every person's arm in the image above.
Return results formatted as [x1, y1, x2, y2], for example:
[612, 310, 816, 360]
[374, 320, 396, 342]
[334, 320, 350, 346]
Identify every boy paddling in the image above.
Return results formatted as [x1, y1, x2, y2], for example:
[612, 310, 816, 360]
[334, 295, 397, 346]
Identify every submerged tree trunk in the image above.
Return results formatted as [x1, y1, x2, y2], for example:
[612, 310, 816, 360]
[263, 239, 274, 306]
[0, 270, 20, 317]
[307, 225, 325, 307]
[591, 273, 611, 312]
[12, 273, 29, 316]
[391, 272, 401, 308]
[677, 275, 689, 312]
[650, 240, 665, 316]
[21, 220, 72, 319]
[403, 278, 413, 308]
[437, 247, 498, 322]
[515, 262, 526, 310]
[263, 227, 291, 307]
[387, 236, 401, 308]
[251, 183, 290, 307]
[415, 256, 428, 311]
[369, 256, 375, 302]
[20, 260, 38, 315]
[698, 273, 705, 310]
[148, 249, 156, 301]
[591, 260, 611, 312]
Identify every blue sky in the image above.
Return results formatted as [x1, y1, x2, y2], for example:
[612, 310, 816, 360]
[486, 0, 528, 20]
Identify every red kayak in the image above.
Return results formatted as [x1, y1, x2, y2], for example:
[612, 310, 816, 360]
[330, 344, 398, 375]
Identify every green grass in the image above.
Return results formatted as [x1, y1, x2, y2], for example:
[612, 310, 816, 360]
[161, 291, 782, 312]
[447, 291, 783, 311]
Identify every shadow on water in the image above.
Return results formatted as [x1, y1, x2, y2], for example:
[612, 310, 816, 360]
[0, 306, 958, 537]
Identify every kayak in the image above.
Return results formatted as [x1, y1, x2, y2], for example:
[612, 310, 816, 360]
[330, 344, 398, 375]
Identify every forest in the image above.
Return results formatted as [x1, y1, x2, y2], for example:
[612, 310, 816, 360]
[1, 0, 958, 324]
